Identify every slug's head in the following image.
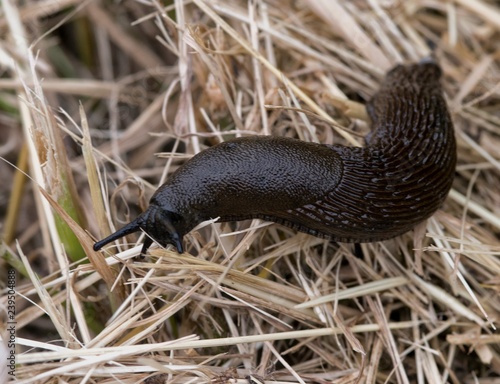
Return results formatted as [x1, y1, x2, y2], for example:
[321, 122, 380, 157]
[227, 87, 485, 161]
[93, 205, 185, 256]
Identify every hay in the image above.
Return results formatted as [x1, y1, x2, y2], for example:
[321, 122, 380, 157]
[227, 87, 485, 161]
[1, 0, 499, 383]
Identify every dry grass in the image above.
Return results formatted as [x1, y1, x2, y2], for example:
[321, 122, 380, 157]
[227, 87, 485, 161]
[1, 0, 500, 383]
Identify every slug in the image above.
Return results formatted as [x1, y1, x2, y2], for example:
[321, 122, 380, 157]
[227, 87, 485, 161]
[94, 60, 456, 255]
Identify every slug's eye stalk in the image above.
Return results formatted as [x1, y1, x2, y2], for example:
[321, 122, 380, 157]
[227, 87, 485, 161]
[93, 206, 185, 256]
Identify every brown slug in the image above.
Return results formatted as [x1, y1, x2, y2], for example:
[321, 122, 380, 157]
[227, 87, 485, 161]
[93, 60, 456, 255]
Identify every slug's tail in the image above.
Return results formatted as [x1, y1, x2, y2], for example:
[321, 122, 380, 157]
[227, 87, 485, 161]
[419, 55, 436, 65]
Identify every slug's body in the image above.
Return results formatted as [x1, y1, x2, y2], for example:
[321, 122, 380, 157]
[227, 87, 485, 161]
[94, 61, 456, 255]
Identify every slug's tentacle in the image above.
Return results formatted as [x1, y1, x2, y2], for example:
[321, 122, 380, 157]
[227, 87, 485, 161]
[93, 60, 456, 255]
[93, 207, 184, 254]
[93, 213, 145, 251]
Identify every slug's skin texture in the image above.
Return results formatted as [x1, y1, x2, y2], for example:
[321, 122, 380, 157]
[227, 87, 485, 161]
[94, 60, 456, 255]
